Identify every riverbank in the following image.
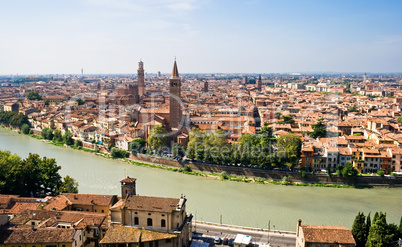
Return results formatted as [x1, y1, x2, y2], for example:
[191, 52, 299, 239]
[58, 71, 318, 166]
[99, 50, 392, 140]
[4, 126, 401, 189]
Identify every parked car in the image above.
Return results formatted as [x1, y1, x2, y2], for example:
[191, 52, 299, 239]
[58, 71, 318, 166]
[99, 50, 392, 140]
[214, 237, 222, 245]
[228, 238, 234, 246]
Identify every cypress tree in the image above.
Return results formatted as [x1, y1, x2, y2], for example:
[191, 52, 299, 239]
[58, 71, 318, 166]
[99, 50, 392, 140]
[352, 212, 367, 247]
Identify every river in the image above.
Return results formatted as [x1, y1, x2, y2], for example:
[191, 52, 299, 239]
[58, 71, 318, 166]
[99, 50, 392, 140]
[0, 128, 401, 231]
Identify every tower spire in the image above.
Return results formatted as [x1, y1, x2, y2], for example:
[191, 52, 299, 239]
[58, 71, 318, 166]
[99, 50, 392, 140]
[171, 60, 179, 79]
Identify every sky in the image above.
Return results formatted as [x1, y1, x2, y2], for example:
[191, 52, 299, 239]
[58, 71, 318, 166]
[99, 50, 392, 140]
[0, 0, 402, 75]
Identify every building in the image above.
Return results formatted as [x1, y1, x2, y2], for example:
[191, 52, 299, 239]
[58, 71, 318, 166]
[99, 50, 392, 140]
[257, 74, 262, 92]
[138, 60, 145, 97]
[169, 60, 183, 130]
[296, 219, 356, 247]
[3, 102, 19, 113]
[107, 177, 192, 247]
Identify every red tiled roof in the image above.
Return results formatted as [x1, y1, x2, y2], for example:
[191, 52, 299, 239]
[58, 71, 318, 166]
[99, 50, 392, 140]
[301, 225, 356, 244]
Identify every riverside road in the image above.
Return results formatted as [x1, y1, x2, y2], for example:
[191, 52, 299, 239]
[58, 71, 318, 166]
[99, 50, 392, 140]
[193, 221, 296, 247]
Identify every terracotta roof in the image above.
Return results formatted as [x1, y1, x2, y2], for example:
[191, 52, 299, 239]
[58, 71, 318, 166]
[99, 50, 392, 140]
[100, 225, 176, 244]
[61, 193, 116, 207]
[0, 228, 75, 244]
[301, 225, 356, 245]
[124, 195, 181, 213]
[0, 194, 19, 205]
[120, 176, 137, 183]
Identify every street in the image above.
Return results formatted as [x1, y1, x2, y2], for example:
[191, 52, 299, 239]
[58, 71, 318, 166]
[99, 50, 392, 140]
[192, 221, 296, 247]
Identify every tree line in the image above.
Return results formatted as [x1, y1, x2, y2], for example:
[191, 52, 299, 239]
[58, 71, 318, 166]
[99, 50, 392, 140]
[0, 150, 78, 197]
[352, 211, 402, 247]
[0, 111, 30, 128]
[143, 123, 302, 170]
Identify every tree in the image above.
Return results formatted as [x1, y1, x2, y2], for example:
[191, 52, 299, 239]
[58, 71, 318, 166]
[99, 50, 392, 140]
[397, 116, 402, 124]
[75, 98, 85, 105]
[17, 153, 62, 196]
[310, 118, 327, 138]
[74, 139, 83, 148]
[348, 105, 359, 112]
[63, 130, 74, 145]
[41, 128, 54, 140]
[276, 133, 302, 170]
[110, 147, 129, 158]
[352, 212, 367, 247]
[147, 125, 168, 154]
[58, 175, 79, 193]
[172, 143, 185, 158]
[278, 115, 295, 124]
[130, 138, 146, 154]
[366, 212, 393, 247]
[342, 162, 358, 178]
[21, 123, 30, 134]
[53, 129, 63, 143]
[26, 91, 42, 101]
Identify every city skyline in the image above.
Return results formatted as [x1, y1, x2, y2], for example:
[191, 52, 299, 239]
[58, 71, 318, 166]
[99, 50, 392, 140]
[1, 0, 402, 74]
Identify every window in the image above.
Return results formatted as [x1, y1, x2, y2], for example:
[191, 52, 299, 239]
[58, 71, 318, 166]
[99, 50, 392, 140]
[148, 213, 151, 216]
[306, 157, 310, 161]
[166, 239, 171, 243]
[149, 242, 153, 247]
[94, 209, 97, 213]
[134, 217, 139, 225]
[147, 218, 153, 227]
[101, 210, 104, 213]
[161, 219, 166, 228]
[62, 245, 66, 247]
[31, 222, 35, 225]
[135, 212, 138, 214]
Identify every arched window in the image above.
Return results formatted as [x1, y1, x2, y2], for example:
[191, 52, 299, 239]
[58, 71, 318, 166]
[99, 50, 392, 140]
[147, 218, 153, 227]
[161, 219, 166, 228]
[134, 217, 139, 225]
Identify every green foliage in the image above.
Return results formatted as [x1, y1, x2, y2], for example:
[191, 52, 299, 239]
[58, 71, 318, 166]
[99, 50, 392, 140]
[366, 212, 393, 247]
[352, 212, 367, 247]
[276, 133, 302, 170]
[75, 98, 85, 105]
[129, 138, 146, 154]
[53, 129, 63, 143]
[58, 175, 79, 193]
[300, 170, 307, 179]
[63, 130, 74, 145]
[26, 91, 42, 101]
[348, 105, 359, 112]
[21, 123, 30, 134]
[0, 111, 30, 128]
[147, 125, 168, 153]
[0, 150, 73, 196]
[110, 147, 129, 158]
[342, 162, 358, 178]
[353, 132, 362, 136]
[309, 118, 327, 138]
[74, 139, 83, 148]
[172, 143, 185, 158]
[41, 128, 54, 140]
[220, 171, 229, 180]
[377, 170, 385, 177]
[397, 116, 402, 124]
[277, 115, 295, 124]
[183, 165, 192, 172]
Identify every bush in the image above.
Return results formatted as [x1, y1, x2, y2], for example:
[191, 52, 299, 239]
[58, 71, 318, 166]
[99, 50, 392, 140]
[183, 165, 192, 172]
[74, 139, 83, 147]
[377, 170, 385, 177]
[300, 170, 307, 179]
[282, 176, 290, 184]
[110, 147, 129, 158]
[220, 171, 229, 180]
[21, 124, 30, 134]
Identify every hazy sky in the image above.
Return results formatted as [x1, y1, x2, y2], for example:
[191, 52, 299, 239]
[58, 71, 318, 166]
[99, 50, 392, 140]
[1, 0, 402, 75]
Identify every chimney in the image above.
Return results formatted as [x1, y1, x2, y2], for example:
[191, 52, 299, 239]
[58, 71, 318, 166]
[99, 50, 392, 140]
[297, 219, 302, 237]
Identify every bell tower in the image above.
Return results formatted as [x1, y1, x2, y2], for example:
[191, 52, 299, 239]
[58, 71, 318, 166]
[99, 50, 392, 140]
[138, 60, 145, 97]
[120, 176, 136, 198]
[257, 74, 262, 92]
[169, 60, 182, 129]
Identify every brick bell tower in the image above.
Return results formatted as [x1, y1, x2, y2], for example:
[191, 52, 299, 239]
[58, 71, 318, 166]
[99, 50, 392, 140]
[169, 59, 182, 129]
[138, 60, 145, 97]
[120, 176, 136, 198]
